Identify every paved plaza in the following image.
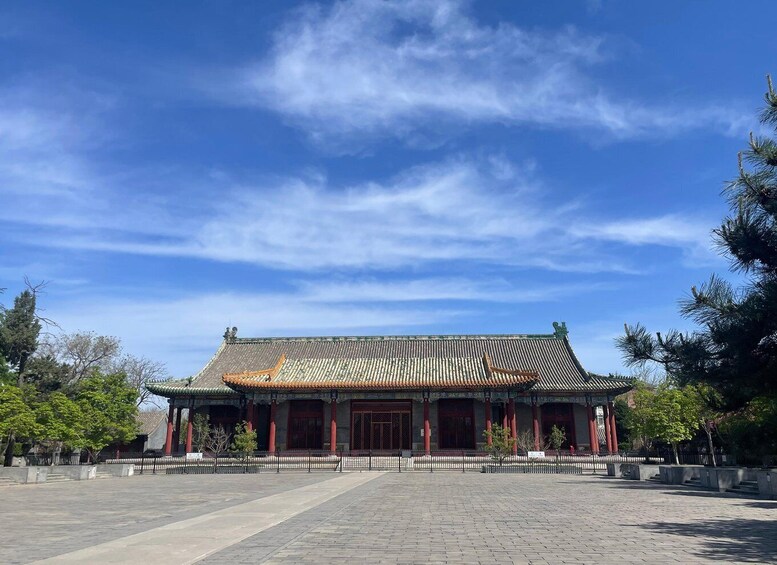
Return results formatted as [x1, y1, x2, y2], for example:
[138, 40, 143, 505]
[0, 472, 775, 564]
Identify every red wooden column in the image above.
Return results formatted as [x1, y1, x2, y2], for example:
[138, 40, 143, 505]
[508, 398, 517, 454]
[484, 397, 493, 446]
[173, 406, 182, 454]
[531, 400, 540, 451]
[246, 399, 254, 432]
[586, 402, 599, 454]
[185, 404, 194, 453]
[603, 403, 613, 453]
[423, 396, 431, 455]
[268, 400, 277, 453]
[164, 403, 174, 455]
[330, 394, 338, 454]
[502, 402, 508, 429]
[608, 401, 619, 453]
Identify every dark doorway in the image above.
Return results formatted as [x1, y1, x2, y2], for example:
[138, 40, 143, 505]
[438, 399, 475, 449]
[351, 401, 411, 451]
[540, 403, 576, 448]
[287, 400, 324, 450]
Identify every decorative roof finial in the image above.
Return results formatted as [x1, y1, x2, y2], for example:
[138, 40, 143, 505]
[223, 326, 238, 341]
[552, 321, 568, 339]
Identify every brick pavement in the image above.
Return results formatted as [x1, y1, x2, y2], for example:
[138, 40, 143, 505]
[206, 474, 777, 564]
[2, 472, 776, 564]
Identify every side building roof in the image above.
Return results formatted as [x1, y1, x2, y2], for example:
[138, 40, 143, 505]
[147, 326, 633, 397]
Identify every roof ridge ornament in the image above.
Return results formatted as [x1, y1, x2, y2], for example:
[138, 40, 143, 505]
[552, 321, 568, 339]
[223, 326, 238, 342]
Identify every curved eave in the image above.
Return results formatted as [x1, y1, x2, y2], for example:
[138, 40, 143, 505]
[222, 374, 539, 392]
[145, 382, 237, 398]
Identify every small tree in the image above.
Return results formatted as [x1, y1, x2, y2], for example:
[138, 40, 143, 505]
[35, 392, 84, 455]
[627, 382, 701, 464]
[192, 413, 210, 453]
[483, 424, 516, 466]
[549, 425, 566, 454]
[0, 384, 39, 464]
[207, 424, 231, 454]
[75, 372, 138, 462]
[231, 421, 257, 458]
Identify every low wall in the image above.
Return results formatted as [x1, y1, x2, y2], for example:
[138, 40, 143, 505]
[0, 467, 48, 484]
[96, 464, 134, 477]
[659, 465, 703, 485]
[757, 469, 777, 499]
[50, 465, 96, 480]
[699, 467, 744, 492]
[621, 463, 660, 481]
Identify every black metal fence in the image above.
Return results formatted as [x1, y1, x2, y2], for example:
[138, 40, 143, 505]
[104, 450, 655, 475]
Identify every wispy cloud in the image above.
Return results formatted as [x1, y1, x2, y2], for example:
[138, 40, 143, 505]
[211, 0, 749, 144]
[19, 153, 719, 273]
[45, 273, 613, 375]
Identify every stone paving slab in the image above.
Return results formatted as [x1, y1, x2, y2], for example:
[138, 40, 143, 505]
[2, 472, 776, 564]
[32, 473, 382, 564]
[0, 473, 333, 564]
[207, 474, 777, 565]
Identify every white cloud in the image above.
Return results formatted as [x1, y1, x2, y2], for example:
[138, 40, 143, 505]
[214, 0, 749, 143]
[294, 277, 612, 303]
[45, 273, 615, 376]
[10, 150, 721, 273]
[45, 290, 458, 376]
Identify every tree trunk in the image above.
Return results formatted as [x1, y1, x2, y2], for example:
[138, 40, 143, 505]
[3, 434, 15, 467]
[705, 425, 716, 467]
[672, 443, 679, 465]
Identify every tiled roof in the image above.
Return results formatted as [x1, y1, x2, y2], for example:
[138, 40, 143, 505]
[135, 410, 166, 435]
[223, 356, 538, 390]
[147, 332, 633, 396]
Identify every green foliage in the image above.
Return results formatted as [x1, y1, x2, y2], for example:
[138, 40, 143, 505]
[0, 384, 40, 444]
[549, 425, 566, 451]
[617, 78, 777, 460]
[483, 424, 515, 466]
[613, 397, 631, 450]
[22, 355, 71, 395]
[718, 395, 777, 466]
[231, 421, 257, 455]
[75, 372, 139, 461]
[627, 382, 702, 463]
[0, 354, 13, 386]
[35, 392, 84, 449]
[192, 413, 210, 453]
[0, 290, 41, 377]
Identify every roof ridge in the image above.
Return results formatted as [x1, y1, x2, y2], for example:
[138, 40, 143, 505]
[228, 333, 559, 343]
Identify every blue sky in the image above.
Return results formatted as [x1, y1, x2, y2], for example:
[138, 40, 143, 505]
[1, 0, 774, 378]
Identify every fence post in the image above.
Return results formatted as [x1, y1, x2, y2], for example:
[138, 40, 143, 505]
[369, 450, 372, 471]
[214, 454, 218, 474]
[153, 456, 157, 475]
[308, 450, 312, 473]
[339, 449, 343, 473]
[140, 453, 145, 475]
[276, 450, 280, 474]
[184, 454, 188, 475]
[462, 451, 465, 473]
[398, 451, 401, 473]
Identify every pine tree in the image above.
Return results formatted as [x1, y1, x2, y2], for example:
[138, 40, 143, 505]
[0, 289, 42, 383]
[619, 76, 777, 412]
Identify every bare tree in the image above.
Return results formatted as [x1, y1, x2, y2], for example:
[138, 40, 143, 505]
[110, 354, 168, 407]
[44, 331, 121, 384]
[206, 425, 231, 455]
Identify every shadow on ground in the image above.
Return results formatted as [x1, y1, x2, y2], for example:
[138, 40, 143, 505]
[591, 475, 777, 501]
[640, 518, 777, 563]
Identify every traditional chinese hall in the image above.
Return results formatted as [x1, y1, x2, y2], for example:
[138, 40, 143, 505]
[147, 323, 631, 455]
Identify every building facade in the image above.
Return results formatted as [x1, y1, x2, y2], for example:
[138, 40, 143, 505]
[147, 323, 631, 455]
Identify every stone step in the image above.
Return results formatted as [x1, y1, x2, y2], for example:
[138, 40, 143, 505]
[727, 480, 759, 495]
[0, 477, 17, 486]
[46, 473, 71, 482]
